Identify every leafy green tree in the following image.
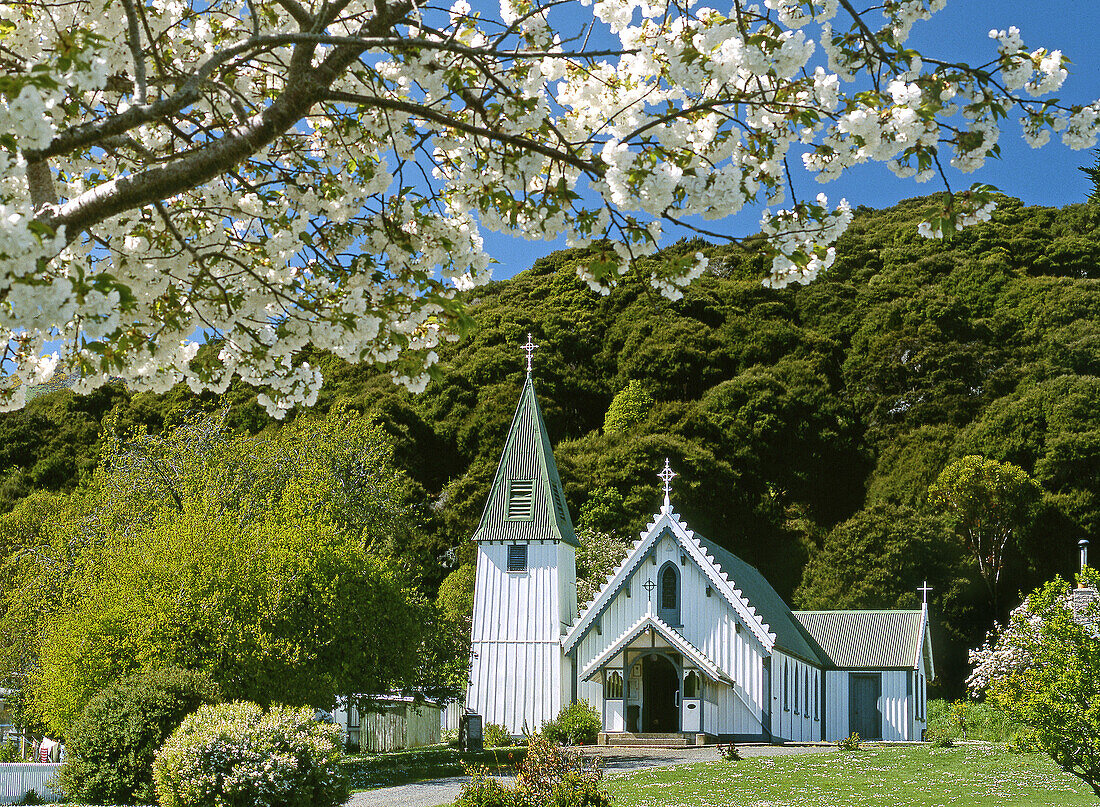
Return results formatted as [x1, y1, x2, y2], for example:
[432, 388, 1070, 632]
[603, 381, 654, 435]
[928, 456, 1042, 612]
[795, 503, 961, 612]
[1079, 149, 1100, 204]
[575, 530, 632, 609]
[968, 571, 1100, 796]
[14, 408, 437, 736]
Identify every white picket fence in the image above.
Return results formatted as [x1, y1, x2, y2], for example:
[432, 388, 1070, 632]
[0, 764, 62, 803]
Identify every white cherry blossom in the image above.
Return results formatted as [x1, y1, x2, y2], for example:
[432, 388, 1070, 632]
[0, 0, 1097, 413]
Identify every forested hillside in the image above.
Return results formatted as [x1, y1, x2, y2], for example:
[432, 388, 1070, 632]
[2, 194, 1097, 694]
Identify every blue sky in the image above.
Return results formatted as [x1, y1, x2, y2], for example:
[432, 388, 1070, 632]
[484, 1, 1100, 280]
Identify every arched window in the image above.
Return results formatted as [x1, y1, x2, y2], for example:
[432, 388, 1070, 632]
[605, 670, 623, 699]
[683, 670, 701, 699]
[657, 561, 680, 625]
[783, 661, 790, 711]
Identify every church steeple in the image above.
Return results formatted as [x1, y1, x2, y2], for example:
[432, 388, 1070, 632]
[465, 352, 579, 736]
[472, 374, 579, 547]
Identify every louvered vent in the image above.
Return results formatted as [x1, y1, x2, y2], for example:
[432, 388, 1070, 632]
[507, 479, 534, 520]
[507, 544, 528, 572]
[552, 485, 567, 521]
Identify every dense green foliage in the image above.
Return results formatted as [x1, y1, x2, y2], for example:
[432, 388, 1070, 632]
[541, 701, 603, 746]
[56, 667, 220, 805]
[0, 195, 1097, 695]
[153, 702, 349, 807]
[1, 408, 440, 736]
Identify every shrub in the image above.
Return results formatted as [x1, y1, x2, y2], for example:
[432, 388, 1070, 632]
[483, 723, 515, 748]
[837, 732, 861, 751]
[542, 701, 600, 746]
[55, 667, 219, 805]
[153, 702, 349, 807]
[515, 736, 611, 807]
[454, 736, 613, 807]
[716, 742, 742, 761]
[454, 767, 515, 807]
[926, 698, 1024, 744]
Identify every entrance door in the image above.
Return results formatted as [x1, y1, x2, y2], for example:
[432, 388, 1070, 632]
[849, 673, 882, 740]
[642, 654, 680, 732]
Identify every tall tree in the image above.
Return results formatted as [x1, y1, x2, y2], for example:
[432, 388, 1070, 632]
[4, 408, 440, 736]
[928, 455, 1042, 612]
[2, 0, 1097, 410]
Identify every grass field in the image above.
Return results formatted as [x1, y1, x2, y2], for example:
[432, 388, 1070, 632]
[605, 745, 1097, 806]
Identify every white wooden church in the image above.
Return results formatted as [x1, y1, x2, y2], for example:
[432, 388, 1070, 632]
[465, 364, 934, 744]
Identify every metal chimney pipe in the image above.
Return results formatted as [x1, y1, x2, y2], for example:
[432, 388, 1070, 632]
[1080, 539, 1090, 575]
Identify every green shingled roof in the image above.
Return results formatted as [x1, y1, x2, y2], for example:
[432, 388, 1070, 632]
[694, 534, 828, 666]
[473, 375, 579, 547]
[793, 610, 925, 669]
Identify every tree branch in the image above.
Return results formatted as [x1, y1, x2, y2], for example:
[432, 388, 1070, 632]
[325, 90, 598, 174]
[120, 0, 148, 106]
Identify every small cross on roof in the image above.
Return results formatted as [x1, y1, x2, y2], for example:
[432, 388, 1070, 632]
[918, 580, 933, 606]
[521, 333, 538, 375]
[658, 458, 677, 508]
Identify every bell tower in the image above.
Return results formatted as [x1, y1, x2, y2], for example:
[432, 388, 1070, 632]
[465, 336, 578, 735]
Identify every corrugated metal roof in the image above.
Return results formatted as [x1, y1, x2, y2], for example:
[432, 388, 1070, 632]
[694, 535, 829, 666]
[792, 610, 924, 669]
[472, 376, 579, 547]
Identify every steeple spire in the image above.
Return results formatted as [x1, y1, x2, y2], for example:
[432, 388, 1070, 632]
[472, 371, 578, 546]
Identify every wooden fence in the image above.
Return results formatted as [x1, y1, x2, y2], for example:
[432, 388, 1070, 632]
[0, 764, 61, 803]
[354, 701, 441, 753]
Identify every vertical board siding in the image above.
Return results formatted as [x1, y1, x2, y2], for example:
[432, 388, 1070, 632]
[357, 704, 442, 753]
[573, 533, 769, 737]
[0, 764, 61, 803]
[825, 671, 849, 741]
[468, 541, 567, 734]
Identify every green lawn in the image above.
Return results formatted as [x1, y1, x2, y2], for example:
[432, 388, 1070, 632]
[605, 745, 1097, 806]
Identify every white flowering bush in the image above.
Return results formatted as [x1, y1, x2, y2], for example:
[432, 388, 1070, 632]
[967, 570, 1100, 797]
[152, 702, 350, 807]
[2, 0, 1099, 413]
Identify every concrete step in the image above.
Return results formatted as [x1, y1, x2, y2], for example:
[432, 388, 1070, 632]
[599, 732, 706, 747]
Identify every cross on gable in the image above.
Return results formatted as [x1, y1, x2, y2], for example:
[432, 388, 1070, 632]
[918, 580, 933, 605]
[658, 458, 677, 507]
[521, 333, 538, 375]
[643, 578, 656, 602]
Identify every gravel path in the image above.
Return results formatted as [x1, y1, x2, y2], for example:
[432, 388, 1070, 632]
[346, 744, 834, 807]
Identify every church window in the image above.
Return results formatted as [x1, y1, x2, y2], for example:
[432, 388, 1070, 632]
[783, 662, 789, 711]
[684, 671, 700, 699]
[605, 671, 623, 699]
[804, 669, 809, 718]
[507, 544, 528, 572]
[814, 672, 820, 721]
[658, 562, 680, 625]
[506, 480, 534, 520]
[794, 667, 800, 715]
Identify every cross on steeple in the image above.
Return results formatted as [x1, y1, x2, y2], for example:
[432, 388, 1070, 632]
[521, 333, 538, 376]
[918, 580, 933, 606]
[658, 458, 677, 508]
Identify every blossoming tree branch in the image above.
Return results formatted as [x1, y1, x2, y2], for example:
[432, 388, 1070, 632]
[1, 0, 1097, 413]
